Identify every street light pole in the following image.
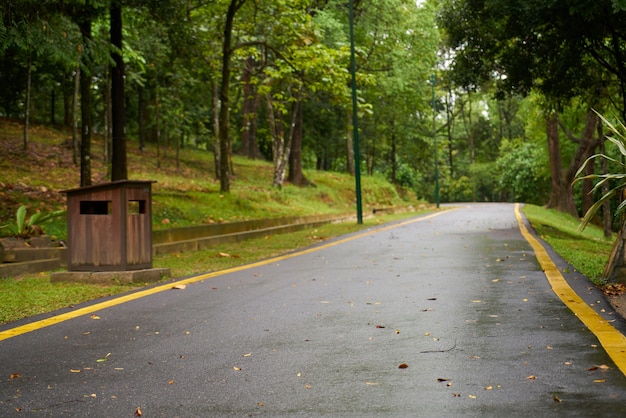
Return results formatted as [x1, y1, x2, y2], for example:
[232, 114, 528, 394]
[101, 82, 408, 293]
[431, 74, 440, 208]
[349, 0, 363, 224]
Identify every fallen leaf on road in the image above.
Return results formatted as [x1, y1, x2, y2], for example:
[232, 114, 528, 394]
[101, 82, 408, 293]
[243, 353, 252, 357]
[10, 373, 20, 379]
[553, 395, 562, 403]
[172, 284, 186, 290]
[233, 366, 241, 371]
[70, 369, 81, 373]
[398, 363, 409, 369]
[168, 380, 175, 385]
[437, 378, 451, 382]
[135, 406, 143, 416]
[485, 385, 493, 390]
[593, 379, 606, 383]
[90, 314, 101, 320]
[527, 375, 537, 380]
[365, 381, 379, 386]
[375, 325, 385, 329]
[96, 353, 111, 362]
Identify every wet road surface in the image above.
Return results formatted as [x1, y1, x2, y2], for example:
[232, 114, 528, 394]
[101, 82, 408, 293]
[2, 203, 626, 417]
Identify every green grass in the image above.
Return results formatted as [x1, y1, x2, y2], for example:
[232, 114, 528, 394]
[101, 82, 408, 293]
[0, 274, 132, 324]
[521, 204, 614, 284]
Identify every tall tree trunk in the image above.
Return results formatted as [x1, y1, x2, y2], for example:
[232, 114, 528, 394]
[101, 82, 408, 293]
[78, 16, 92, 187]
[288, 100, 310, 186]
[138, 85, 146, 151]
[218, 0, 246, 193]
[72, 67, 80, 166]
[212, 80, 220, 179]
[546, 112, 562, 211]
[561, 109, 600, 217]
[63, 72, 71, 127]
[241, 57, 261, 159]
[390, 119, 397, 184]
[110, 1, 127, 181]
[346, 112, 355, 175]
[155, 91, 161, 168]
[23, 56, 31, 151]
[103, 65, 112, 174]
[50, 87, 56, 125]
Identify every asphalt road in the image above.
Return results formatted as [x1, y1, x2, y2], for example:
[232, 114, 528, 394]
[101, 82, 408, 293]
[2, 203, 626, 417]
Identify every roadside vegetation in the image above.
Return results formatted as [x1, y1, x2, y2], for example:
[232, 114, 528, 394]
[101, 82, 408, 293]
[0, 123, 622, 326]
[521, 204, 614, 285]
[0, 119, 424, 325]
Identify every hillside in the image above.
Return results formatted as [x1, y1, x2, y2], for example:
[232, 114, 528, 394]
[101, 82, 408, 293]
[0, 118, 420, 237]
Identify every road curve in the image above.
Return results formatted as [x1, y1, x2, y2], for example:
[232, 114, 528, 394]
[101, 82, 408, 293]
[1, 203, 626, 417]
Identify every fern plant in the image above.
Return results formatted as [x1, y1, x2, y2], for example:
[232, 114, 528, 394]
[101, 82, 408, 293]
[0, 205, 65, 238]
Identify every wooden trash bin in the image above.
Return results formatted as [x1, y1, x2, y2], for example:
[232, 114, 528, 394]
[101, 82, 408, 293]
[63, 180, 155, 272]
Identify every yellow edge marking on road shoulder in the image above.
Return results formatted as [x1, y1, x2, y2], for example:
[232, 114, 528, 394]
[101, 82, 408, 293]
[0, 209, 454, 343]
[515, 203, 626, 376]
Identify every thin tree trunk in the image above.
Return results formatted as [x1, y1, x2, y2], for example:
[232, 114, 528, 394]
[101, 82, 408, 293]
[103, 65, 112, 174]
[110, 0, 127, 181]
[212, 80, 220, 179]
[288, 100, 310, 186]
[23, 57, 31, 151]
[546, 112, 562, 210]
[218, 0, 247, 192]
[72, 67, 80, 166]
[138, 85, 145, 151]
[50, 87, 56, 125]
[346, 112, 355, 175]
[155, 91, 161, 169]
[79, 15, 92, 187]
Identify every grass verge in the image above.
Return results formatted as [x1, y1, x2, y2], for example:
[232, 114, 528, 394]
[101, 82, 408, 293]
[521, 204, 614, 285]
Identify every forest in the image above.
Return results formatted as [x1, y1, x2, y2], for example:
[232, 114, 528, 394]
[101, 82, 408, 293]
[3, 0, 626, 233]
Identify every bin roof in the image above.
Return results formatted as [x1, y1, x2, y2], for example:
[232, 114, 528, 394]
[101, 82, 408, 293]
[61, 180, 156, 195]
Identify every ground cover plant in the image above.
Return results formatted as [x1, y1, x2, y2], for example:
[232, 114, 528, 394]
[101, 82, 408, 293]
[521, 204, 614, 285]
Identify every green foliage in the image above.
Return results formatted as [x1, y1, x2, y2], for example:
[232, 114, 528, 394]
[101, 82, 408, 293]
[575, 112, 626, 230]
[495, 139, 549, 204]
[0, 205, 65, 238]
[441, 175, 473, 202]
[522, 204, 613, 284]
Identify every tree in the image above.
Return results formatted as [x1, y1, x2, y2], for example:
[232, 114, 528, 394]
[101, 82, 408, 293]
[110, 0, 127, 181]
[438, 0, 618, 214]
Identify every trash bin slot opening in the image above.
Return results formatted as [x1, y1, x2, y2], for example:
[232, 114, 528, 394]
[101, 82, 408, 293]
[128, 200, 146, 215]
[80, 200, 112, 215]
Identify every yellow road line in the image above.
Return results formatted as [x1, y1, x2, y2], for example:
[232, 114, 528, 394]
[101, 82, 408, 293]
[515, 203, 626, 376]
[0, 210, 453, 342]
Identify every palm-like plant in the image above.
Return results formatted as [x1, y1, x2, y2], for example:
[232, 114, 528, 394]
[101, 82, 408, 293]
[575, 112, 626, 230]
